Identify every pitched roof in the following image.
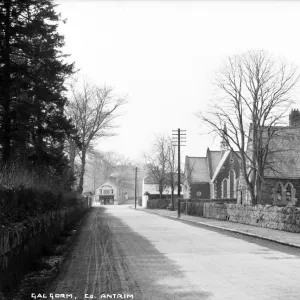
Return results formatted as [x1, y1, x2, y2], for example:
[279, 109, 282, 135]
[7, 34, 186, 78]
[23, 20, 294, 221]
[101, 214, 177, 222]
[209, 151, 222, 175]
[144, 174, 159, 184]
[210, 150, 231, 183]
[144, 172, 184, 185]
[186, 156, 210, 182]
[96, 178, 119, 190]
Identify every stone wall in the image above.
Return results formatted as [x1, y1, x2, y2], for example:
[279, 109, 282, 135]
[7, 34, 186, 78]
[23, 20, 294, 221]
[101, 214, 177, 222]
[0, 206, 89, 295]
[203, 203, 300, 233]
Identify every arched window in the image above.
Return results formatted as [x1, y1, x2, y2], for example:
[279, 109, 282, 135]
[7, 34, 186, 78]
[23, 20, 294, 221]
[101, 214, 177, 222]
[229, 169, 235, 198]
[222, 178, 228, 198]
[275, 182, 284, 201]
[285, 182, 294, 201]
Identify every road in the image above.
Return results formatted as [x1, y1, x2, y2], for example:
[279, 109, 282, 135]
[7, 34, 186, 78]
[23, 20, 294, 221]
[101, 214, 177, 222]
[47, 205, 300, 300]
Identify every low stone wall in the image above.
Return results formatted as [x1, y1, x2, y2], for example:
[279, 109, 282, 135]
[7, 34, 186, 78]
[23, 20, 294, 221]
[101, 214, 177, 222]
[0, 206, 89, 295]
[185, 199, 236, 217]
[147, 198, 171, 209]
[203, 203, 300, 233]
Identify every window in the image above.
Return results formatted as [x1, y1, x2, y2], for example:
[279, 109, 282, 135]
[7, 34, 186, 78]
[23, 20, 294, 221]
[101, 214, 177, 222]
[103, 189, 109, 195]
[229, 170, 235, 198]
[285, 182, 293, 201]
[100, 189, 102, 194]
[111, 189, 114, 194]
[276, 182, 283, 201]
[222, 178, 228, 198]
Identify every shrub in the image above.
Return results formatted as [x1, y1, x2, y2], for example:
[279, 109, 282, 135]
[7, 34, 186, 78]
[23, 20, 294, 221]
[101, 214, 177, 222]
[0, 162, 79, 225]
[147, 198, 170, 209]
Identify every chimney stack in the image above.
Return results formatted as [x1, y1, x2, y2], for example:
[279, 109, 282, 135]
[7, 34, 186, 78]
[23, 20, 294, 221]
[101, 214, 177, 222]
[289, 109, 300, 127]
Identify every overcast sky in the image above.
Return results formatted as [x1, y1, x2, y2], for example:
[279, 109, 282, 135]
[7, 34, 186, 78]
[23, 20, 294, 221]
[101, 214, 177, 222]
[54, 0, 300, 163]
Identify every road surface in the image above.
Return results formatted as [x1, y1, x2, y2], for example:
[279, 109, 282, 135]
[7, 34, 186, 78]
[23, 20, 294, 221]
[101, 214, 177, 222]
[47, 205, 300, 300]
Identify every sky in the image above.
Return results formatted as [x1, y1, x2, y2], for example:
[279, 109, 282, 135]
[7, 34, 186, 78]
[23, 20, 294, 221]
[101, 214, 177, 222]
[54, 0, 300, 164]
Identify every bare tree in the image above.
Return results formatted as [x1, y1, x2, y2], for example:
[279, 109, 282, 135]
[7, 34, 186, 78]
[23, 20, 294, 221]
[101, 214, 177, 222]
[86, 150, 134, 194]
[197, 50, 299, 205]
[165, 137, 177, 209]
[87, 152, 103, 200]
[66, 78, 126, 193]
[144, 135, 169, 199]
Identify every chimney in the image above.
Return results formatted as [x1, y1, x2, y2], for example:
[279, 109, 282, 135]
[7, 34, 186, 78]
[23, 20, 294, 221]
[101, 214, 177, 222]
[289, 109, 300, 127]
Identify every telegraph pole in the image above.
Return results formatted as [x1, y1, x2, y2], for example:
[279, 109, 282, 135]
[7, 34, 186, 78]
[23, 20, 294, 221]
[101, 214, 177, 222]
[133, 167, 139, 209]
[172, 129, 186, 218]
[135, 166, 137, 209]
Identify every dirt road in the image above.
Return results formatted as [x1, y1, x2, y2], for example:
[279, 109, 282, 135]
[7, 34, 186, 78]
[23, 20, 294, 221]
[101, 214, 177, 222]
[46, 205, 300, 300]
[47, 207, 142, 299]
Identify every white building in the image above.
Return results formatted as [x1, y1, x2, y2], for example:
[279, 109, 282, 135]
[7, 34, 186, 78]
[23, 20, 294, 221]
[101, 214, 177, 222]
[142, 174, 184, 208]
[95, 178, 123, 205]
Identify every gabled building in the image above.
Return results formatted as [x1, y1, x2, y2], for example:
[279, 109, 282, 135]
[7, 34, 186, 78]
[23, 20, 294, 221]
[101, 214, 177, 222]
[95, 178, 120, 205]
[210, 150, 241, 199]
[240, 109, 300, 206]
[184, 148, 222, 199]
[95, 175, 132, 205]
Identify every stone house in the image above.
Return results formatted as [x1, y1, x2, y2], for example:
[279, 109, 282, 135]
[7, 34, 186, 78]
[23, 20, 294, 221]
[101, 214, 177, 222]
[240, 109, 300, 206]
[184, 148, 222, 200]
[210, 150, 241, 199]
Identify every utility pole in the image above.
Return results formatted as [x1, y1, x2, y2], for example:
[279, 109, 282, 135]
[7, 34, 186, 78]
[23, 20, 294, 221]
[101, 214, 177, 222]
[172, 129, 186, 218]
[133, 167, 139, 209]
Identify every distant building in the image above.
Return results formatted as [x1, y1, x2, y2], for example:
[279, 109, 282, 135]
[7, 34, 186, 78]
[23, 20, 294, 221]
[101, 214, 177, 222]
[94, 174, 136, 205]
[95, 178, 120, 205]
[141, 173, 184, 208]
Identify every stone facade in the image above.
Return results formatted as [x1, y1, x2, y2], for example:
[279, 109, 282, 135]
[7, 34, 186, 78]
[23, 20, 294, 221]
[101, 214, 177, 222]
[189, 182, 210, 199]
[261, 178, 300, 206]
[212, 151, 241, 199]
[239, 109, 300, 206]
[203, 203, 300, 233]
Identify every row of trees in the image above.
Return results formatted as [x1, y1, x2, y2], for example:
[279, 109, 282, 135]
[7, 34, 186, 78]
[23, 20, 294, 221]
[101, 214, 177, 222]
[0, 0, 126, 196]
[87, 150, 135, 196]
[0, 0, 77, 191]
[144, 136, 194, 210]
[65, 79, 126, 193]
[198, 50, 299, 205]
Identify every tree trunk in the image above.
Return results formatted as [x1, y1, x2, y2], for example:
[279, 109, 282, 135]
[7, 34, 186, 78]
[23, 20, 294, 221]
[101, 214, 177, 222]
[69, 138, 76, 173]
[171, 187, 174, 210]
[78, 149, 86, 194]
[254, 170, 264, 205]
[2, 0, 12, 162]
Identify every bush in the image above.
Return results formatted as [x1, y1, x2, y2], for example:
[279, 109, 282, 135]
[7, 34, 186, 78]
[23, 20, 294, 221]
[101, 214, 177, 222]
[0, 163, 79, 225]
[147, 198, 171, 209]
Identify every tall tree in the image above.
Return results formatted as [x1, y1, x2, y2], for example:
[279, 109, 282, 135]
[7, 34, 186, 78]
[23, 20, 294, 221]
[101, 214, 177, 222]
[0, 0, 77, 180]
[144, 135, 169, 199]
[197, 50, 299, 205]
[67, 79, 126, 193]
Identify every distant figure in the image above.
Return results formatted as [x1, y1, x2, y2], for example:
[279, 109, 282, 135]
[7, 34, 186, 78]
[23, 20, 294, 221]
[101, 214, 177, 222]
[125, 193, 128, 201]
